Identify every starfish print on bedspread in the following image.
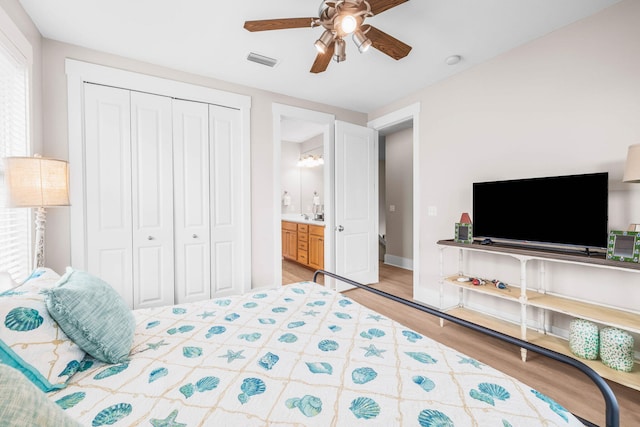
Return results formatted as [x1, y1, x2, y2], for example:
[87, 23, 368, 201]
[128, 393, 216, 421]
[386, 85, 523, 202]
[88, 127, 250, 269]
[149, 409, 186, 427]
[219, 349, 246, 363]
[145, 340, 169, 351]
[361, 344, 386, 358]
[458, 355, 484, 369]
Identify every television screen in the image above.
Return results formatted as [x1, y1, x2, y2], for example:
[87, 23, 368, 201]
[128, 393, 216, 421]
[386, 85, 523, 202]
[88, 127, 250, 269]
[472, 172, 608, 250]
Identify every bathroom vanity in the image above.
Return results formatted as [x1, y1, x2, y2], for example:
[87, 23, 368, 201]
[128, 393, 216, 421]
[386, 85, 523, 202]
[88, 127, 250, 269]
[281, 215, 325, 270]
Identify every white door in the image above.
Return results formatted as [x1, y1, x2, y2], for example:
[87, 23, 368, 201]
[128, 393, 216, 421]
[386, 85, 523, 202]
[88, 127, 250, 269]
[173, 99, 211, 303]
[130, 91, 175, 308]
[209, 104, 243, 296]
[84, 84, 134, 307]
[334, 120, 378, 289]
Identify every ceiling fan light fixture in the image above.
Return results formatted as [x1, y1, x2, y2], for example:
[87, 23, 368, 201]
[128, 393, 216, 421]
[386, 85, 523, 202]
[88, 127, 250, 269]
[339, 14, 358, 34]
[315, 29, 335, 53]
[353, 30, 371, 53]
[243, 0, 411, 73]
[333, 38, 346, 62]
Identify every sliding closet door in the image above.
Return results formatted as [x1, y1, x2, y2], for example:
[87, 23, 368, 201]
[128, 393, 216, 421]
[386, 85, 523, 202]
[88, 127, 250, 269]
[173, 99, 211, 303]
[130, 92, 175, 308]
[209, 105, 243, 296]
[84, 84, 134, 307]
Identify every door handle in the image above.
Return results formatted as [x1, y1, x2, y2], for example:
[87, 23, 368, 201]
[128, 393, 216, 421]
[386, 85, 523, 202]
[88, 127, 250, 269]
[147, 236, 154, 240]
[337, 225, 344, 232]
[192, 234, 198, 239]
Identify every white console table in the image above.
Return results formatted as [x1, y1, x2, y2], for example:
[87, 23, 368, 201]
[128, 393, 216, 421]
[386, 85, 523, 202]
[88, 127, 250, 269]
[437, 239, 640, 391]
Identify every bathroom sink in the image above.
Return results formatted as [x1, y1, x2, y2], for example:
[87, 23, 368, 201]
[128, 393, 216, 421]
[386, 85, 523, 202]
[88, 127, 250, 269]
[281, 213, 325, 225]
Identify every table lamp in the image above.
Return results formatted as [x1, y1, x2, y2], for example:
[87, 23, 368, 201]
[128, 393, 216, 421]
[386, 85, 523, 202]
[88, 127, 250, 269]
[3, 155, 69, 268]
[623, 143, 640, 231]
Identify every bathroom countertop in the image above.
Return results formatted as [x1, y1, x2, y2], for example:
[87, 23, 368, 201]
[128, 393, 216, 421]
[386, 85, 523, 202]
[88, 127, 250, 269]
[281, 214, 325, 226]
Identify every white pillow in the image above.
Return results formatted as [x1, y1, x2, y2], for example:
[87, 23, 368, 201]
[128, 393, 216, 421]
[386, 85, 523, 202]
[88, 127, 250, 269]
[0, 268, 86, 392]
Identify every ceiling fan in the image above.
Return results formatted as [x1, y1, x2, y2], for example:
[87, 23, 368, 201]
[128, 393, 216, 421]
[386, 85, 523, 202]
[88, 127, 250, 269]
[244, 0, 412, 73]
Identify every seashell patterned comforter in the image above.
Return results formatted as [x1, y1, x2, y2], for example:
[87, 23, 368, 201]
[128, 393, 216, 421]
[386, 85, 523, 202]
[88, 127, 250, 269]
[48, 281, 584, 426]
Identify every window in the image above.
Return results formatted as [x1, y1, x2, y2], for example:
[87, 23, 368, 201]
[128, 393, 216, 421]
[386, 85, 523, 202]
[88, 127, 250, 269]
[0, 16, 31, 282]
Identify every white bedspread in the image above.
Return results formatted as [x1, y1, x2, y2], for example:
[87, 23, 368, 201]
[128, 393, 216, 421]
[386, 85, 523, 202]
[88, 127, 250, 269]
[48, 281, 584, 426]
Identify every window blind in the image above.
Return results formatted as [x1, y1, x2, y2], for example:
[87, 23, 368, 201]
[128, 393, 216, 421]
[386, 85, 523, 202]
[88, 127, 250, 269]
[0, 39, 30, 282]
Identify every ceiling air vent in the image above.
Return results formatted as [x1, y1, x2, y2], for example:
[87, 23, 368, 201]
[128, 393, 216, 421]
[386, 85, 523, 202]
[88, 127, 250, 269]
[247, 52, 279, 68]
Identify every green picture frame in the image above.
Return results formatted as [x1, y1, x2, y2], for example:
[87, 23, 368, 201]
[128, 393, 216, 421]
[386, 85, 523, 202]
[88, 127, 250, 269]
[606, 230, 640, 263]
[455, 222, 473, 244]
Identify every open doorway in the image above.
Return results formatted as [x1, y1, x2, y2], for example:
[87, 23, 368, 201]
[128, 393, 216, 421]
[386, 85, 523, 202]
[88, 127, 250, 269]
[272, 104, 335, 287]
[378, 121, 414, 269]
[281, 118, 325, 284]
[368, 103, 420, 299]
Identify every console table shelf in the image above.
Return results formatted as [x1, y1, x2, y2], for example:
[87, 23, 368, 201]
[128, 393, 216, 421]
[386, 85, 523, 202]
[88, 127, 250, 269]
[444, 275, 533, 301]
[447, 307, 640, 390]
[444, 275, 640, 334]
[437, 239, 640, 391]
[528, 294, 640, 334]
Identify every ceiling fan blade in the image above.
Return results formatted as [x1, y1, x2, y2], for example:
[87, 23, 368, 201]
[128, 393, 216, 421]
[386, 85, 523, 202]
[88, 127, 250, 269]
[367, 0, 409, 16]
[310, 43, 335, 74]
[244, 17, 316, 32]
[362, 25, 412, 60]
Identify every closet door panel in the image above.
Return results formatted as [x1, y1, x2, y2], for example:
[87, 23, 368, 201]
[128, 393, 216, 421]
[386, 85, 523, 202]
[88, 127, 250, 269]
[83, 84, 134, 308]
[209, 105, 242, 296]
[182, 243, 208, 298]
[173, 99, 211, 303]
[130, 91, 175, 308]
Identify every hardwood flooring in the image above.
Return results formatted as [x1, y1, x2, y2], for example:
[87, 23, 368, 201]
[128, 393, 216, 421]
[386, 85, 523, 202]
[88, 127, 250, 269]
[282, 258, 323, 285]
[281, 259, 640, 426]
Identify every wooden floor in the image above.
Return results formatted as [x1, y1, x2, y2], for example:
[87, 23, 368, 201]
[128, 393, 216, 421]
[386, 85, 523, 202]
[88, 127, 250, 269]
[282, 259, 640, 426]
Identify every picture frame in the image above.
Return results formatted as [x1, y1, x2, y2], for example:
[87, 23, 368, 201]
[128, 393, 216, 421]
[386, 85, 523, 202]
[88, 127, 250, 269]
[606, 230, 640, 263]
[455, 222, 473, 244]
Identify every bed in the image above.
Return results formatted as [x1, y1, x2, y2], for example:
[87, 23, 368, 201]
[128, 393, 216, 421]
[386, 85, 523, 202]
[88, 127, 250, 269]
[0, 267, 618, 426]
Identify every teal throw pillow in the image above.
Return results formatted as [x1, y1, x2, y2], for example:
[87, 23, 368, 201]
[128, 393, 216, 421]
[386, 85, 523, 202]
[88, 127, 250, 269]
[44, 267, 135, 364]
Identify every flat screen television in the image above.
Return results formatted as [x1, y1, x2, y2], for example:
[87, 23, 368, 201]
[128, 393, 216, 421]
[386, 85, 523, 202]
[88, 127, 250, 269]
[472, 172, 608, 251]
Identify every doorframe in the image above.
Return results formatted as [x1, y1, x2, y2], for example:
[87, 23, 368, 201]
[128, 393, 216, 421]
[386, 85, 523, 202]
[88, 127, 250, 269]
[65, 59, 252, 293]
[367, 102, 421, 296]
[272, 104, 335, 286]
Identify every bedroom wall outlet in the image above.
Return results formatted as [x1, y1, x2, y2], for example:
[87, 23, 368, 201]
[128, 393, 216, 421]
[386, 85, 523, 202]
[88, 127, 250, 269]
[389, 205, 396, 212]
[427, 206, 437, 216]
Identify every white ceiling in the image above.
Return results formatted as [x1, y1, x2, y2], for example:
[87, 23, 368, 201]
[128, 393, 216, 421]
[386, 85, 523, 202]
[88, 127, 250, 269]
[20, 0, 621, 114]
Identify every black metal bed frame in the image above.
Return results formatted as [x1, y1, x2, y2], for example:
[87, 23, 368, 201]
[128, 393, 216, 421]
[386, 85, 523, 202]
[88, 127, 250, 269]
[312, 269, 619, 427]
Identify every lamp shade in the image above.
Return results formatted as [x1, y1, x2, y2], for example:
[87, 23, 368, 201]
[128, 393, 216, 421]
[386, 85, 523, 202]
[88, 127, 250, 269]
[623, 144, 640, 183]
[3, 156, 69, 207]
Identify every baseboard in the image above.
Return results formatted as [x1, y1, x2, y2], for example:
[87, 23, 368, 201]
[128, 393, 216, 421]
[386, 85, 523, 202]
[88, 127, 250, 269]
[383, 254, 413, 270]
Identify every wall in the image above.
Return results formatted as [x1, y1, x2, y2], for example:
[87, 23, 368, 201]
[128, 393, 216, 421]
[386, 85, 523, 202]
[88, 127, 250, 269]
[378, 140, 386, 261]
[368, 0, 640, 342]
[38, 40, 366, 288]
[384, 127, 413, 267]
